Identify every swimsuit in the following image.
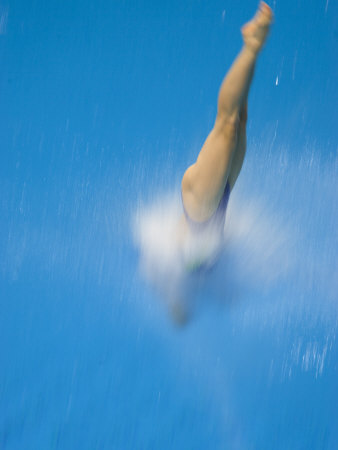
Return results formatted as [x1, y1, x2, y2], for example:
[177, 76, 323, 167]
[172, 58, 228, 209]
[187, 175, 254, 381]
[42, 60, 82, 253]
[182, 182, 231, 272]
[182, 182, 230, 234]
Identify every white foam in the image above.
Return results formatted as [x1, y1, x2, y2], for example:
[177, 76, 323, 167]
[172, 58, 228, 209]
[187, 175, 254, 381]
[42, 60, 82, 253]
[132, 186, 294, 317]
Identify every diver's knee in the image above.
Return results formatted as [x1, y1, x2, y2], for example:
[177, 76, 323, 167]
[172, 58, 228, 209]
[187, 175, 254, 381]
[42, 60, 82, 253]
[216, 112, 240, 140]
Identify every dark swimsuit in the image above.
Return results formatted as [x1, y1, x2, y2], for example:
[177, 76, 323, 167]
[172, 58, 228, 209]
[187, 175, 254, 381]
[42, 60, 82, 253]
[181, 182, 230, 273]
[182, 182, 231, 233]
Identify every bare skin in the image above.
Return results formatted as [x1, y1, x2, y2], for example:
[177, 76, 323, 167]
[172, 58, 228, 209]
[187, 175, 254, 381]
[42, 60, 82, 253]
[181, 2, 273, 223]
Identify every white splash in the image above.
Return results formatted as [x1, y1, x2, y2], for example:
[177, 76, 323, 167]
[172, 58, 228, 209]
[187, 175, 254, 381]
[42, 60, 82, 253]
[325, 0, 329, 13]
[132, 186, 294, 319]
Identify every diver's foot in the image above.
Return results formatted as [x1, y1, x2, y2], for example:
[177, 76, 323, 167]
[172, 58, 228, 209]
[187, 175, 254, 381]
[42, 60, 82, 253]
[241, 1, 273, 54]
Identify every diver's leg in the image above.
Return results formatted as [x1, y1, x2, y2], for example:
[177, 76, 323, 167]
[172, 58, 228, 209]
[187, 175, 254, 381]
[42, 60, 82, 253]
[182, 2, 272, 222]
[227, 104, 247, 190]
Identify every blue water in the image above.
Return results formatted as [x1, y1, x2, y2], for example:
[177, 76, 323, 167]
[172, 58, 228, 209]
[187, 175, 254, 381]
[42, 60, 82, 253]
[1, 0, 337, 448]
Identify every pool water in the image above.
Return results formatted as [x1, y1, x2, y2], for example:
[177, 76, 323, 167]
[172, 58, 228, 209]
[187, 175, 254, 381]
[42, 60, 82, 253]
[1, 0, 337, 448]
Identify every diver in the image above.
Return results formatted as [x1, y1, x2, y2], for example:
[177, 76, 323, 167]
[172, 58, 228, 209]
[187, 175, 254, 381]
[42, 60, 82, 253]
[171, 1, 273, 322]
[180, 2, 273, 242]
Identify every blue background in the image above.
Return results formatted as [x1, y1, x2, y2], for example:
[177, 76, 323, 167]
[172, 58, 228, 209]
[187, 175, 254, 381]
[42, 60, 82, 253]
[0, 0, 337, 448]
